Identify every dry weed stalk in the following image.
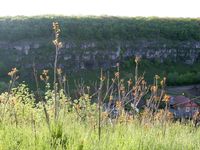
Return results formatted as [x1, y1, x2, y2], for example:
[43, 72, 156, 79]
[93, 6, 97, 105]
[98, 69, 104, 141]
[1, 68, 19, 125]
[34, 66, 50, 130]
[52, 22, 63, 121]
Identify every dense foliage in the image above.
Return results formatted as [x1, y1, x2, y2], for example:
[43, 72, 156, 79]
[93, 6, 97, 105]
[0, 16, 200, 41]
[122, 59, 200, 85]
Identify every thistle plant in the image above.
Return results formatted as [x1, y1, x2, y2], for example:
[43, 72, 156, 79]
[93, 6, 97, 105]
[7, 68, 19, 103]
[39, 69, 51, 130]
[1, 68, 19, 123]
[52, 22, 63, 121]
[98, 69, 104, 141]
[134, 56, 141, 84]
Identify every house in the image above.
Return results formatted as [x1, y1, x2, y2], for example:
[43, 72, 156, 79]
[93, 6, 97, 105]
[169, 95, 200, 119]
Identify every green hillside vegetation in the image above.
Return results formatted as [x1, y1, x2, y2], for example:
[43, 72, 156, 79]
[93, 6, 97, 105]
[0, 16, 200, 89]
[0, 16, 200, 42]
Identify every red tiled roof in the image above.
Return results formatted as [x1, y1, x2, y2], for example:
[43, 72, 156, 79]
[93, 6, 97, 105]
[174, 96, 198, 107]
[184, 102, 198, 107]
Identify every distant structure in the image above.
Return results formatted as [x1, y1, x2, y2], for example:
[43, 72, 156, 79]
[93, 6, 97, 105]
[169, 96, 200, 119]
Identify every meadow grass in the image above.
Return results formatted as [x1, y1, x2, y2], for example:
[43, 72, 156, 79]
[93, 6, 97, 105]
[0, 72, 199, 150]
[0, 115, 200, 150]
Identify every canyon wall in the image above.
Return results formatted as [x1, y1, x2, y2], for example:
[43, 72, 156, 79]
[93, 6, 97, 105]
[1, 39, 200, 72]
[0, 16, 200, 74]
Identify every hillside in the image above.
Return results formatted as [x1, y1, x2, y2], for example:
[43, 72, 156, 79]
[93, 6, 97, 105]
[0, 16, 200, 88]
[1, 16, 200, 41]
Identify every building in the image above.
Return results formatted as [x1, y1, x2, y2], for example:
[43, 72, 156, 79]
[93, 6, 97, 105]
[169, 96, 199, 119]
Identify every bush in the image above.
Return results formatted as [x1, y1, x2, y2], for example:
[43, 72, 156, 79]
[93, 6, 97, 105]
[167, 71, 200, 85]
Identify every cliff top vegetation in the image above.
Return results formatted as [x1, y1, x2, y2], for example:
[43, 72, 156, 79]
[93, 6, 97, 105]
[0, 15, 200, 42]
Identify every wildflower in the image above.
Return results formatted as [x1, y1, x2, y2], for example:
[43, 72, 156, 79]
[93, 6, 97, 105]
[8, 68, 18, 77]
[132, 87, 136, 96]
[120, 79, 124, 83]
[141, 80, 146, 85]
[52, 22, 58, 30]
[75, 104, 80, 110]
[127, 79, 132, 86]
[52, 22, 62, 49]
[155, 75, 160, 80]
[120, 85, 125, 92]
[43, 70, 48, 75]
[109, 95, 113, 101]
[115, 72, 120, 79]
[63, 76, 67, 82]
[116, 101, 122, 108]
[52, 39, 58, 46]
[116, 63, 119, 67]
[100, 75, 106, 81]
[40, 75, 44, 81]
[160, 80, 164, 86]
[151, 86, 157, 93]
[40, 69, 49, 82]
[135, 56, 141, 64]
[163, 94, 170, 102]
[86, 86, 90, 90]
[57, 68, 62, 75]
[161, 77, 167, 87]
[84, 94, 90, 100]
[52, 22, 61, 33]
[122, 90, 126, 94]
[58, 42, 63, 49]
[120, 85, 126, 94]
[101, 112, 108, 119]
[112, 78, 115, 83]
[53, 40, 63, 49]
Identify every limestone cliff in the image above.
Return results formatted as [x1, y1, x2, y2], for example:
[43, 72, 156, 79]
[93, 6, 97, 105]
[0, 16, 200, 73]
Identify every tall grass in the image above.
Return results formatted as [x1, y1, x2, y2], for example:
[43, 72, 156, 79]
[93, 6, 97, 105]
[0, 116, 200, 150]
[0, 22, 200, 150]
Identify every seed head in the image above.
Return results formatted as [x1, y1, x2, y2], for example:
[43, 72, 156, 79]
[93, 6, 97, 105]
[155, 75, 160, 80]
[151, 86, 157, 93]
[127, 79, 132, 86]
[109, 95, 113, 101]
[8, 68, 18, 77]
[163, 94, 171, 102]
[100, 75, 106, 81]
[115, 72, 120, 79]
[40, 69, 49, 82]
[57, 68, 62, 75]
[135, 56, 141, 64]
[116, 63, 119, 67]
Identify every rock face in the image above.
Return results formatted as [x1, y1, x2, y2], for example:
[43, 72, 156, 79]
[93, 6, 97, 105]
[1, 40, 200, 72]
